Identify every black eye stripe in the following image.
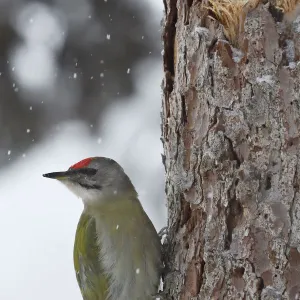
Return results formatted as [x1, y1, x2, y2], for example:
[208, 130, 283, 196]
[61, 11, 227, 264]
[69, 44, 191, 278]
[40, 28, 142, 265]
[78, 182, 102, 190]
[79, 168, 97, 176]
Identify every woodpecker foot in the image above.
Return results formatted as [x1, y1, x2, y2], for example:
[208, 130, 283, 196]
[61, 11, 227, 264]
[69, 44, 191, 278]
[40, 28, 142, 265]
[158, 226, 168, 241]
[158, 226, 169, 280]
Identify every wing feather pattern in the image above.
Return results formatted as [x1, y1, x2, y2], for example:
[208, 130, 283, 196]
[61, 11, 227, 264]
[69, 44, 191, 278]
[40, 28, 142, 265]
[74, 212, 108, 300]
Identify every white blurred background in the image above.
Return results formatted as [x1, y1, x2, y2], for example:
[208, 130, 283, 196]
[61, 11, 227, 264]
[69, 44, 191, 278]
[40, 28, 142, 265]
[0, 0, 166, 299]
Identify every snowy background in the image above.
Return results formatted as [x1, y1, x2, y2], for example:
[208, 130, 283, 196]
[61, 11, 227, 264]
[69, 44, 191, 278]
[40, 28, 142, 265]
[0, 0, 166, 299]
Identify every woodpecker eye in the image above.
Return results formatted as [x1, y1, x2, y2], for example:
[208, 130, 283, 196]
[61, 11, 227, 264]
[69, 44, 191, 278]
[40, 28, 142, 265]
[77, 168, 97, 176]
[67, 168, 97, 176]
[67, 168, 100, 190]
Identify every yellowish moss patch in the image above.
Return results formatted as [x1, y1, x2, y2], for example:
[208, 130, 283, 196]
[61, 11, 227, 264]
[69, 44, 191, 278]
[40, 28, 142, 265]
[206, 0, 260, 46]
[207, 0, 300, 46]
[276, 0, 299, 13]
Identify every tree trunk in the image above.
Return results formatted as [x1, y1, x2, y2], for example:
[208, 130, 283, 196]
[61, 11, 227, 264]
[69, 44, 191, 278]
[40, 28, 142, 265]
[161, 0, 300, 299]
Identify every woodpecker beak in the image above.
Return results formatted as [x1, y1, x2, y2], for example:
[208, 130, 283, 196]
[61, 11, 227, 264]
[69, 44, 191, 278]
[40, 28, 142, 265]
[43, 168, 97, 180]
[43, 171, 70, 180]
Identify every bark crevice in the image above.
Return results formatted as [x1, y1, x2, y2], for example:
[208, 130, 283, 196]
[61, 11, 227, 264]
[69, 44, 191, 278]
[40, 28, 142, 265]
[162, 1, 300, 299]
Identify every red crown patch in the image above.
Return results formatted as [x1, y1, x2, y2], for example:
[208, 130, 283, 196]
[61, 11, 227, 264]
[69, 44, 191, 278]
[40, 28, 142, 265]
[69, 157, 93, 169]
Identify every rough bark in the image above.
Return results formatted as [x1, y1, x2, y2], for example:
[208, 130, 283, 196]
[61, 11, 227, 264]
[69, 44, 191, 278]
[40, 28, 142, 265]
[161, 1, 300, 299]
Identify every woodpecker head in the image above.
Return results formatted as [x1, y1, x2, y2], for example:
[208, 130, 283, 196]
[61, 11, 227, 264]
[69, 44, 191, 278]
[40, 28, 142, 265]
[43, 157, 137, 206]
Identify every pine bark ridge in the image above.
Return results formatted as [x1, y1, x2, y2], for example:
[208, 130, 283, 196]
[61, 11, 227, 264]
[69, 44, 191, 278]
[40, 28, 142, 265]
[162, 1, 300, 299]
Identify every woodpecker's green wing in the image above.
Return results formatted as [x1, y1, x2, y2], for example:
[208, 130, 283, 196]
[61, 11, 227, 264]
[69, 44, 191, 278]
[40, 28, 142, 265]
[73, 211, 108, 300]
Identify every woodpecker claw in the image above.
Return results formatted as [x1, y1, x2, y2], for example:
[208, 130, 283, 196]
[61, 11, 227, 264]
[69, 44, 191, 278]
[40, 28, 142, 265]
[158, 226, 168, 240]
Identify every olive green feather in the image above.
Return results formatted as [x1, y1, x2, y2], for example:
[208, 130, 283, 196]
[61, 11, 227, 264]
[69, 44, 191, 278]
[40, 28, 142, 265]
[73, 212, 108, 300]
